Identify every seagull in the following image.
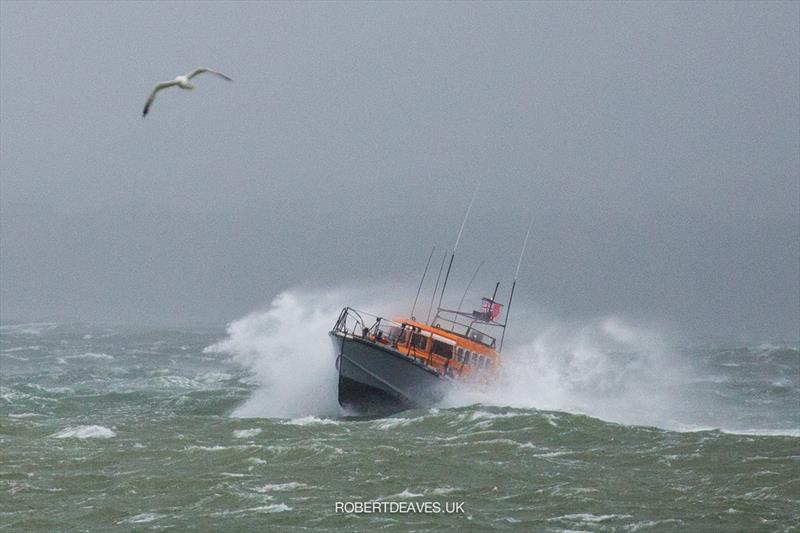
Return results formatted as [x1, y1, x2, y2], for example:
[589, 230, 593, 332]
[142, 68, 233, 117]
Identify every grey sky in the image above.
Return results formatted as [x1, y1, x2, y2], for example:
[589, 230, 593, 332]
[1, 1, 798, 341]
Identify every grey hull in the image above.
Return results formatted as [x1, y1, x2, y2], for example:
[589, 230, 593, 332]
[330, 332, 444, 415]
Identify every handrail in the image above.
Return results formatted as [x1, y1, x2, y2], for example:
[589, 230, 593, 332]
[334, 306, 498, 350]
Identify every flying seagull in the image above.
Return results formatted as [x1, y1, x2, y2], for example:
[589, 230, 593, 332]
[142, 68, 233, 117]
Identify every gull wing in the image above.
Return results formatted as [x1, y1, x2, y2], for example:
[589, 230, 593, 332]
[187, 68, 233, 81]
[142, 80, 180, 117]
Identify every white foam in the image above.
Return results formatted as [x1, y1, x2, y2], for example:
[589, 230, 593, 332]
[51, 425, 116, 439]
[467, 410, 520, 421]
[283, 416, 339, 426]
[213, 504, 292, 515]
[66, 352, 114, 361]
[250, 504, 291, 513]
[394, 489, 424, 498]
[0, 322, 56, 335]
[374, 417, 422, 430]
[206, 287, 408, 419]
[233, 428, 262, 438]
[430, 487, 460, 495]
[1, 345, 41, 352]
[552, 513, 632, 523]
[118, 513, 162, 524]
[185, 444, 259, 451]
[671, 424, 800, 437]
[720, 428, 800, 437]
[444, 315, 695, 430]
[253, 482, 307, 492]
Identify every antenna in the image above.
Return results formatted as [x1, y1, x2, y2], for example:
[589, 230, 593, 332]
[453, 260, 484, 324]
[499, 218, 533, 352]
[436, 184, 479, 314]
[426, 251, 447, 324]
[410, 246, 435, 320]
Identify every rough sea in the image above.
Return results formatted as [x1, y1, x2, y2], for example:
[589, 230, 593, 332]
[2, 291, 798, 531]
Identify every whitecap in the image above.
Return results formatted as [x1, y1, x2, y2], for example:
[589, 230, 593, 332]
[253, 482, 308, 492]
[51, 425, 116, 439]
[467, 410, 520, 421]
[1, 345, 41, 352]
[249, 504, 291, 513]
[118, 513, 162, 524]
[185, 444, 259, 451]
[392, 489, 424, 498]
[374, 417, 422, 430]
[0, 322, 56, 335]
[283, 416, 339, 426]
[552, 513, 632, 523]
[66, 352, 114, 361]
[233, 428, 262, 439]
[430, 487, 460, 495]
[720, 428, 800, 437]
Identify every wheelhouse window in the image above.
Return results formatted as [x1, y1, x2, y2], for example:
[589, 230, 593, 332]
[464, 350, 472, 364]
[471, 352, 480, 365]
[456, 347, 464, 362]
[411, 333, 429, 351]
[431, 339, 454, 359]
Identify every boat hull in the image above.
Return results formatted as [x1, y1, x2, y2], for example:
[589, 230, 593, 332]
[330, 332, 444, 415]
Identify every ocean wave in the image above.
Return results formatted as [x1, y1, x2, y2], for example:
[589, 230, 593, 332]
[51, 425, 116, 439]
[252, 482, 308, 492]
[65, 352, 114, 361]
[283, 416, 340, 426]
[373, 416, 423, 430]
[117, 513, 164, 524]
[719, 428, 800, 437]
[0, 322, 57, 335]
[1, 345, 42, 352]
[233, 428, 262, 438]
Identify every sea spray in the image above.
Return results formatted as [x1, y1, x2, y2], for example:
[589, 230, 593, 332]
[206, 287, 796, 434]
[207, 287, 689, 426]
[443, 316, 690, 429]
[204, 291, 343, 418]
[204, 286, 412, 418]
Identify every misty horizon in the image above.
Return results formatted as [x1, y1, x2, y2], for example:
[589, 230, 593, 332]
[1, 1, 798, 343]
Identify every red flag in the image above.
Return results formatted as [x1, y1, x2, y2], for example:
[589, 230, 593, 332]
[481, 298, 502, 321]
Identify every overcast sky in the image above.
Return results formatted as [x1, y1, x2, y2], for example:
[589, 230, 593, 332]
[1, 1, 797, 342]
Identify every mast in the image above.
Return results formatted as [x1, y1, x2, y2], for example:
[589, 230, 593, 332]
[499, 218, 533, 352]
[426, 251, 447, 324]
[410, 246, 435, 320]
[453, 260, 484, 325]
[436, 184, 479, 314]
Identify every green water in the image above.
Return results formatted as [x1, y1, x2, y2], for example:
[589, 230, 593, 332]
[1, 323, 798, 531]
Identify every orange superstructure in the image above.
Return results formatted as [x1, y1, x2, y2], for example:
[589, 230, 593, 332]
[387, 319, 499, 380]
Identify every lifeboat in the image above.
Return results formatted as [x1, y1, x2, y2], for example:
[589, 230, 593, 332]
[330, 193, 532, 415]
[329, 297, 507, 414]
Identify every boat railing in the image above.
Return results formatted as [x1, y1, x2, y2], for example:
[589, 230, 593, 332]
[333, 307, 437, 365]
[333, 307, 405, 343]
[334, 306, 498, 349]
[431, 308, 498, 348]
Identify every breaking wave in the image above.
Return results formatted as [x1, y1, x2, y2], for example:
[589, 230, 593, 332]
[208, 287, 797, 434]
